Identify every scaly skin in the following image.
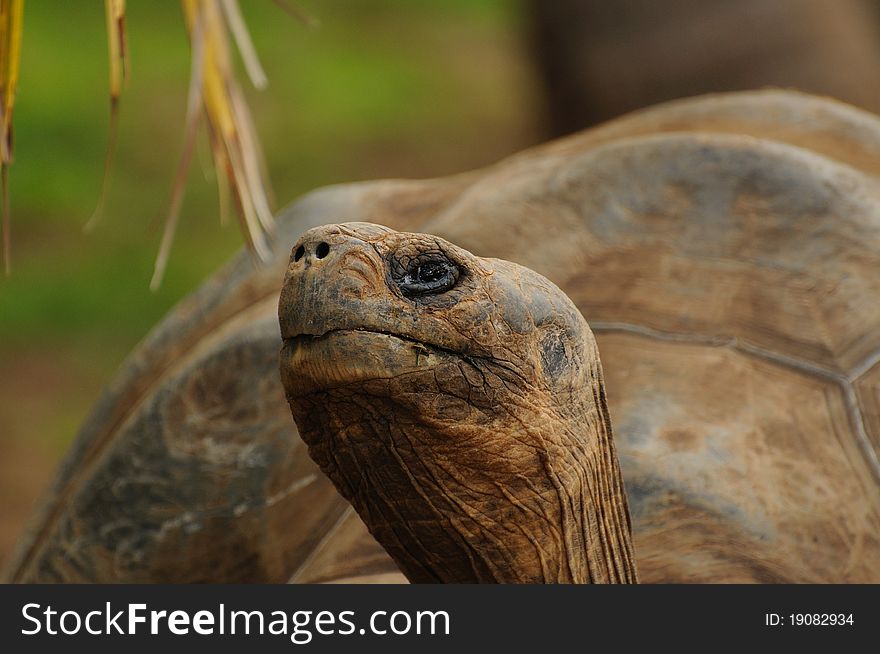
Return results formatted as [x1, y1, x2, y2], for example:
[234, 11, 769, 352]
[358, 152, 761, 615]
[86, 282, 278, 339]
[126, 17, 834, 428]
[279, 222, 638, 583]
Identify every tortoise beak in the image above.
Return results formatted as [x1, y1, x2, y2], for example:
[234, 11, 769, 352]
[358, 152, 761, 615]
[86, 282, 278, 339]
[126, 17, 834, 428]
[278, 223, 391, 341]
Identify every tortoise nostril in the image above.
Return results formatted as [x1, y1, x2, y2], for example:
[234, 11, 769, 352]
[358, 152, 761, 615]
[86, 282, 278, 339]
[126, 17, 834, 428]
[293, 245, 305, 262]
[315, 242, 330, 259]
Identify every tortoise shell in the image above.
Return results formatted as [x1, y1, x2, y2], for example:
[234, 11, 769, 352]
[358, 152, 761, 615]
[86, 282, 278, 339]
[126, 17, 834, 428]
[7, 90, 880, 583]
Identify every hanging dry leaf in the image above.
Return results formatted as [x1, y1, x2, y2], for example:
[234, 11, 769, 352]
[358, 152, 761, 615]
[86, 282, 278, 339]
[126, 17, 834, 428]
[152, 0, 276, 290]
[85, 0, 128, 232]
[0, 0, 23, 276]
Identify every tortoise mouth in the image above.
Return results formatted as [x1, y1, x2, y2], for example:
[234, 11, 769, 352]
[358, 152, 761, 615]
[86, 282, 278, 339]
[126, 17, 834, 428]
[284, 328, 430, 349]
[280, 328, 456, 395]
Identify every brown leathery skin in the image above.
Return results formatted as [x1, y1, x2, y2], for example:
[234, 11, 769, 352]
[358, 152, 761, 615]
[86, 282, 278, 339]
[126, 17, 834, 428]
[8, 90, 880, 583]
[280, 224, 637, 583]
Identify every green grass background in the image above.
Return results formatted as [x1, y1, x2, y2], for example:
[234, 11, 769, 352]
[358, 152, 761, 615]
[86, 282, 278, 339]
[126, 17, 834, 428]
[0, 0, 540, 563]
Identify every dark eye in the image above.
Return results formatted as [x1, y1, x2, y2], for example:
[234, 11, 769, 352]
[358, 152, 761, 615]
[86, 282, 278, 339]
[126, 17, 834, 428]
[398, 258, 459, 297]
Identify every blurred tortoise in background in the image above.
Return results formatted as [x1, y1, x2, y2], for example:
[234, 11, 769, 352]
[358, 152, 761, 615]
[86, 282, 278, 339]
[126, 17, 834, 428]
[529, 0, 880, 133]
[6, 89, 880, 583]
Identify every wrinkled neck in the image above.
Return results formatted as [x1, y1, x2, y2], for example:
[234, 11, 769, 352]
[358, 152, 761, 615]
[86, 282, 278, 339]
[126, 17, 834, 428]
[289, 372, 639, 584]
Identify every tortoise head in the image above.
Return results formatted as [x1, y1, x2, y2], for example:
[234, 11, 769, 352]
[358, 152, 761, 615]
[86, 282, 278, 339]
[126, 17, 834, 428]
[279, 222, 637, 583]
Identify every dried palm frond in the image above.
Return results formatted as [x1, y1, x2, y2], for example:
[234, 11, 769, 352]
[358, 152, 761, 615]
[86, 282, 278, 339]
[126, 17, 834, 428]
[151, 0, 276, 290]
[0, 0, 23, 276]
[2, 1, 302, 284]
[85, 0, 128, 232]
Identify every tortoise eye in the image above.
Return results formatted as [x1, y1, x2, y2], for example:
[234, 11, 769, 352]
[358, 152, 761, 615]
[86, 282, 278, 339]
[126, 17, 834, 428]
[397, 257, 459, 297]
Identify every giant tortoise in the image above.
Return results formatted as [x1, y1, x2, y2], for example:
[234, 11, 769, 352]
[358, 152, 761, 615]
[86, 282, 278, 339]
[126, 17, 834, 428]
[6, 90, 880, 583]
